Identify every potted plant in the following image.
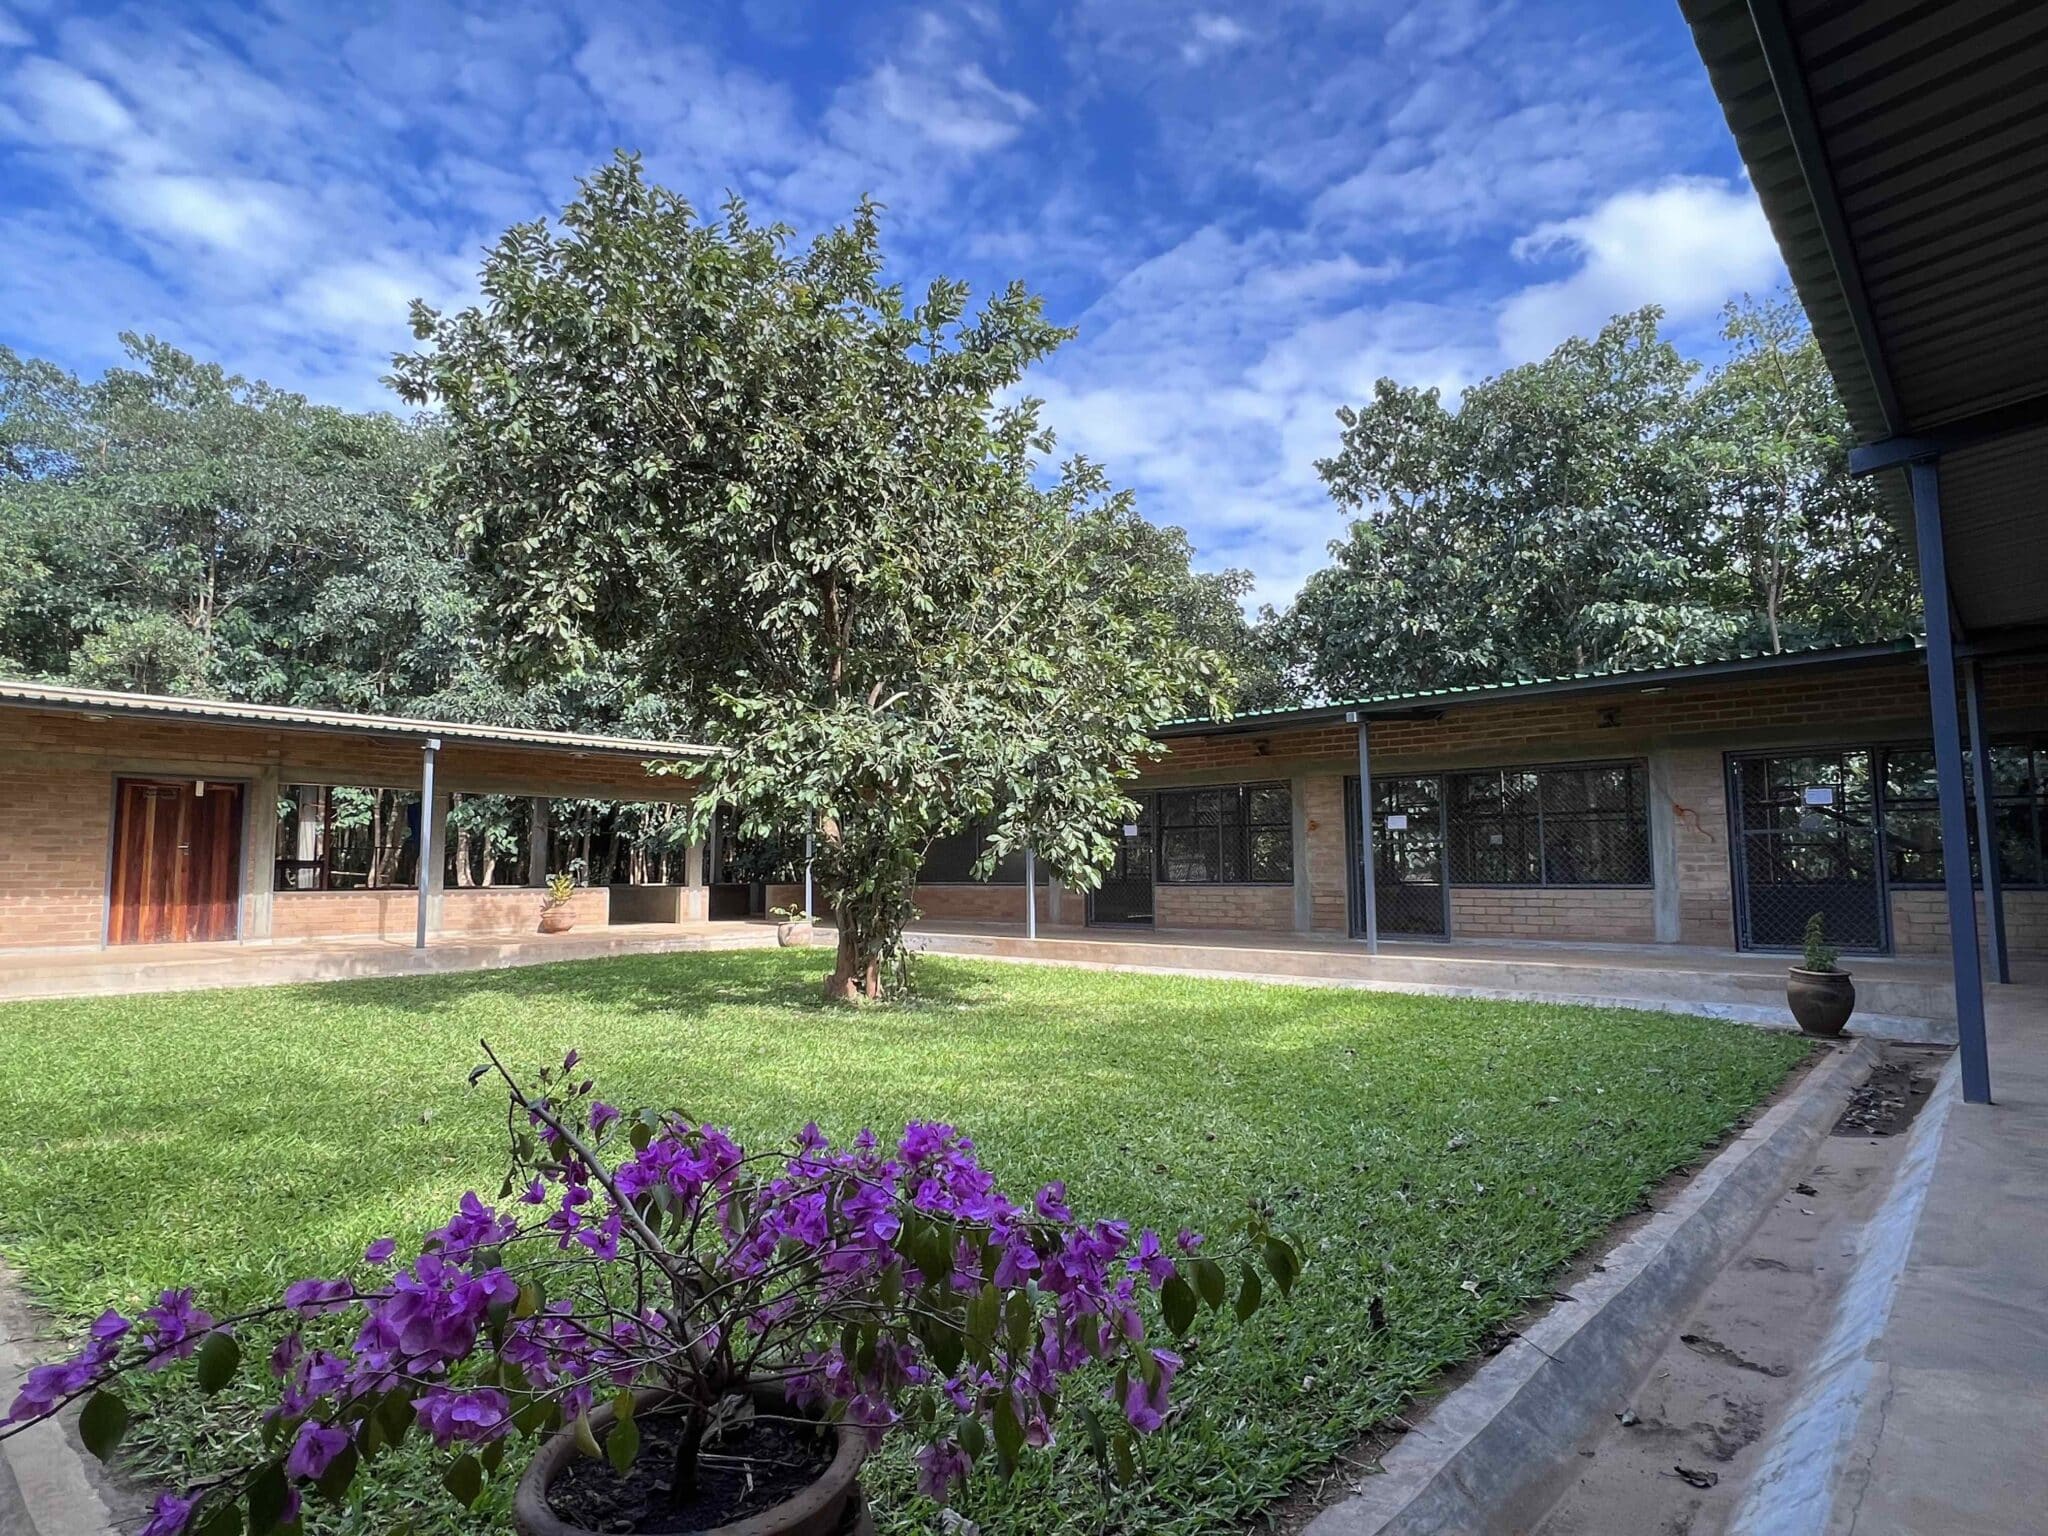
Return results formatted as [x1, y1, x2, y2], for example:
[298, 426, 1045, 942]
[1788, 911, 1855, 1037]
[1, 1046, 1300, 1536]
[770, 902, 814, 948]
[539, 872, 578, 933]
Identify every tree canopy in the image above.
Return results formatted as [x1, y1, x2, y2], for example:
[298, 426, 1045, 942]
[394, 155, 1223, 997]
[1272, 300, 1914, 702]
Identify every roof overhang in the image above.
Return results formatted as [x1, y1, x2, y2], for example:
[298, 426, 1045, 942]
[0, 681, 722, 761]
[1158, 637, 1923, 739]
[1679, 0, 2048, 642]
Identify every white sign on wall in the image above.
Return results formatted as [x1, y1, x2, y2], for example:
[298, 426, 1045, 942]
[1803, 786, 1836, 806]
[1123, 824, 1139, 838]
[1384, 814, 1409, 830]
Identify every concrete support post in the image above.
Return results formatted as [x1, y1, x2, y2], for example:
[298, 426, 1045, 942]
[1350, 714, 1379, 956]
[528, 797, 550, 886]
[1963, 660, 2010, 984]
[416, 738, 442, 950]
[244, 765, 280, 941]
[1290, 774, 1313, 933]
[1910, 461, 1990, 1103]
[1024, 846, 1037, 939]
[1646, 752, 1682, 944]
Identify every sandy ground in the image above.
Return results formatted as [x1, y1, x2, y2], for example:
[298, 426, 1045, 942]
[1529, 1044, 1947, 1536]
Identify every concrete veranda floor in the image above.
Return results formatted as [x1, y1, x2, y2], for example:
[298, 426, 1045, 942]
[0, 919, 783, 1002]
[908, 920, 1997, 1040]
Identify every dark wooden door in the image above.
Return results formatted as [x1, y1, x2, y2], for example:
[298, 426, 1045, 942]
[109, 779, 244, 944]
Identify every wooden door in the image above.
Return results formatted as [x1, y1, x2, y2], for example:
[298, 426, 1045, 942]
[109, 779, 244, 944]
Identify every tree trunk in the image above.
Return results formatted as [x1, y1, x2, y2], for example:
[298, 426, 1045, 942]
[454, 809, 474, 888]
[825, 922, 883, 1002]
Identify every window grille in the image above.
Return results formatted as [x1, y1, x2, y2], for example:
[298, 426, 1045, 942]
[1155, 782, 1294, 885]
[1444, 763, 1651, 887]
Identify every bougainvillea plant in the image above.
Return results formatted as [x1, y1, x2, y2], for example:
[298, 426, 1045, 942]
[0, 1044, 1302, 1534]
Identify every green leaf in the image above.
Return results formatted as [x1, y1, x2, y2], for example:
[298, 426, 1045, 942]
[194, 1496, 244, 1536]
[78, 1390, 127, 1462]
[1263, 1236, 1300, 1297]
[991, 1392, 1025, 1475]
[442, 1452, 484, 1508]
[1160, 1273, 1197, 1337]
[1112, 1430, 1138, 1484]
[195, 1330, 241, 1394]
[245, 1462, 291, 1535]
[315, 1442, 358, 1504]
[606, 1415, 641, 1478]
[1235, 1263, 1263, 1323]
[1190, 1256, 1228, 1310]
[572, 1411, 603, 1460]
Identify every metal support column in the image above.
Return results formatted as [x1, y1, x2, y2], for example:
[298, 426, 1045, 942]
[1024, 846, 1038, 939]
[416, 738, 442, 950]
[1350, 713, 1379, 956]
[1964, 659, 2011, 985]
[1910, 461, 1990, 1102]
[804, 826, 815, 919]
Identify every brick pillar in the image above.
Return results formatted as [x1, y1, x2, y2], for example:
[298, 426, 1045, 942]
[1647, 751, 1681, 944]
[1290, 774, 1313, 932]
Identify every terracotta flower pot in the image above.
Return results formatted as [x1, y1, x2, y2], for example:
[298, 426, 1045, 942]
[776, 920, 814, 949]
[514, 1386, 871, 1536]
[538, 907, 576, 934]
[1787, 966, 1855, 1037]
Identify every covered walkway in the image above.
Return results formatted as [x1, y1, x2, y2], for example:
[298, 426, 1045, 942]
[908, 920, 2004, 1041]
[0, 921, 783, 1003]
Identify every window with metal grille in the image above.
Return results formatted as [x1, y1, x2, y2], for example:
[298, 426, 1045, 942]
[1883, 742, 2047, 888]
[1445, 762, 1652, 887]
[1156, 782, 1293, 884]
[920, 816, 1028, 884]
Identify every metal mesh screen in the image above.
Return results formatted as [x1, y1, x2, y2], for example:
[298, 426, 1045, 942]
[1156, 782, 1294, 885]
[1733, 752, 1885, 951]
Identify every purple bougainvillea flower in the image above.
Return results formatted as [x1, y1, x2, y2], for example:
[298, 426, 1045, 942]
[363, 1237, 397, 1265]
[138, 1491, 197, 1536]
[413, 1386, 512, 1446]
[282, 1277, 353, 1315]
[141, 1290, 214, 1367]
[1034, 1181, 1073, 1222]
[88, 1309, 130, 1343]
[588, 1101, 620, 1135]
[285, 1420, 350, 1482]
[4, 1360, 95, 1425]
[1128, 1229, 1176, 1288]
[915, 1438, 973, 1504]
[1175, 1227, 1205, 1254]
[562, 1049, 579, 1071]
[269, 1331, 302, 1379]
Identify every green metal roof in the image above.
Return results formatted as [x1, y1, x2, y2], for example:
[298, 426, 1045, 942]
[1158, 635, 1924, 738]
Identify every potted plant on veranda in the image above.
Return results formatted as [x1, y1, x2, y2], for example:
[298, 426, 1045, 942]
[538, 872, 579, 934]
[1788, 911, 1856, 1037]
[770, 903, 815, 949]
[1, 1045, 1300, 1536]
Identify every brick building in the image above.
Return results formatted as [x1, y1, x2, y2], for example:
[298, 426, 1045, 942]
[897, 638, 2048, 963]
[0, 682, 714, 951]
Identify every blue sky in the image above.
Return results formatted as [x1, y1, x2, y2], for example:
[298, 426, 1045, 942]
[0, 0, 1787, 604]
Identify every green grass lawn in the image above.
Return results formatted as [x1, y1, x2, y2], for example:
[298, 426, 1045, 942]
[0, 951, 1811, 1534]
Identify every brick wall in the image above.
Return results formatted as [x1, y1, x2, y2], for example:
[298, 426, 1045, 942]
[1890, 889, 2048, 958]
[0, 755, 111, 948]
[272, 885, 610, 940]
[1303, 775, 1350, 934]
[1153, 883, 1295, 931]
[1449, 886, 1656, 942]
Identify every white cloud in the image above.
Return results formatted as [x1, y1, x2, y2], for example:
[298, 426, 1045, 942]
[6, 56, 140, 152]
[1496, 176, 1784, 360]
[0, 9, 30, 49]
[110, 172, 300, 258]
[1182, 14, 1250, 63]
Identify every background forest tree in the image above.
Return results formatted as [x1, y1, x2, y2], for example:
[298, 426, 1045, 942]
[1272, 298, 1915, 702]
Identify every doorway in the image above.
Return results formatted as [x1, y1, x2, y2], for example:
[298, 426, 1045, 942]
[1345, 774, 1449, 938]
[1088, 794, 1155, 925]
[108, 777, 245, 944]
[1728, 751, 1888, 952]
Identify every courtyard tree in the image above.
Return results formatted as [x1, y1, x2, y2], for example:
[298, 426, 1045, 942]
[394, 155, 1223, 1000]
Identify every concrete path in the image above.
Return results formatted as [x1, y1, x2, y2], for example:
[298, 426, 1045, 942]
[0, 1269, 129, 1536]
[911, 922, 1976, 1041]
[1767, 980, 2048, 1535]
[0, 921, 782, 1002]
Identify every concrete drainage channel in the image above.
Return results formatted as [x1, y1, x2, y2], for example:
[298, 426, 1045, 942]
[1300, 1036, 1949, 1536]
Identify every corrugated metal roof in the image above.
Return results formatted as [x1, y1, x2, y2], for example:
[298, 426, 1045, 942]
[1160, 636, 1924, 737]
[0, 680, 722, 759]
[1679, 0, 2048, 641]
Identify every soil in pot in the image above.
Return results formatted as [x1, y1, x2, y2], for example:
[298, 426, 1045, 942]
[547, 1410, 838, 1534]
